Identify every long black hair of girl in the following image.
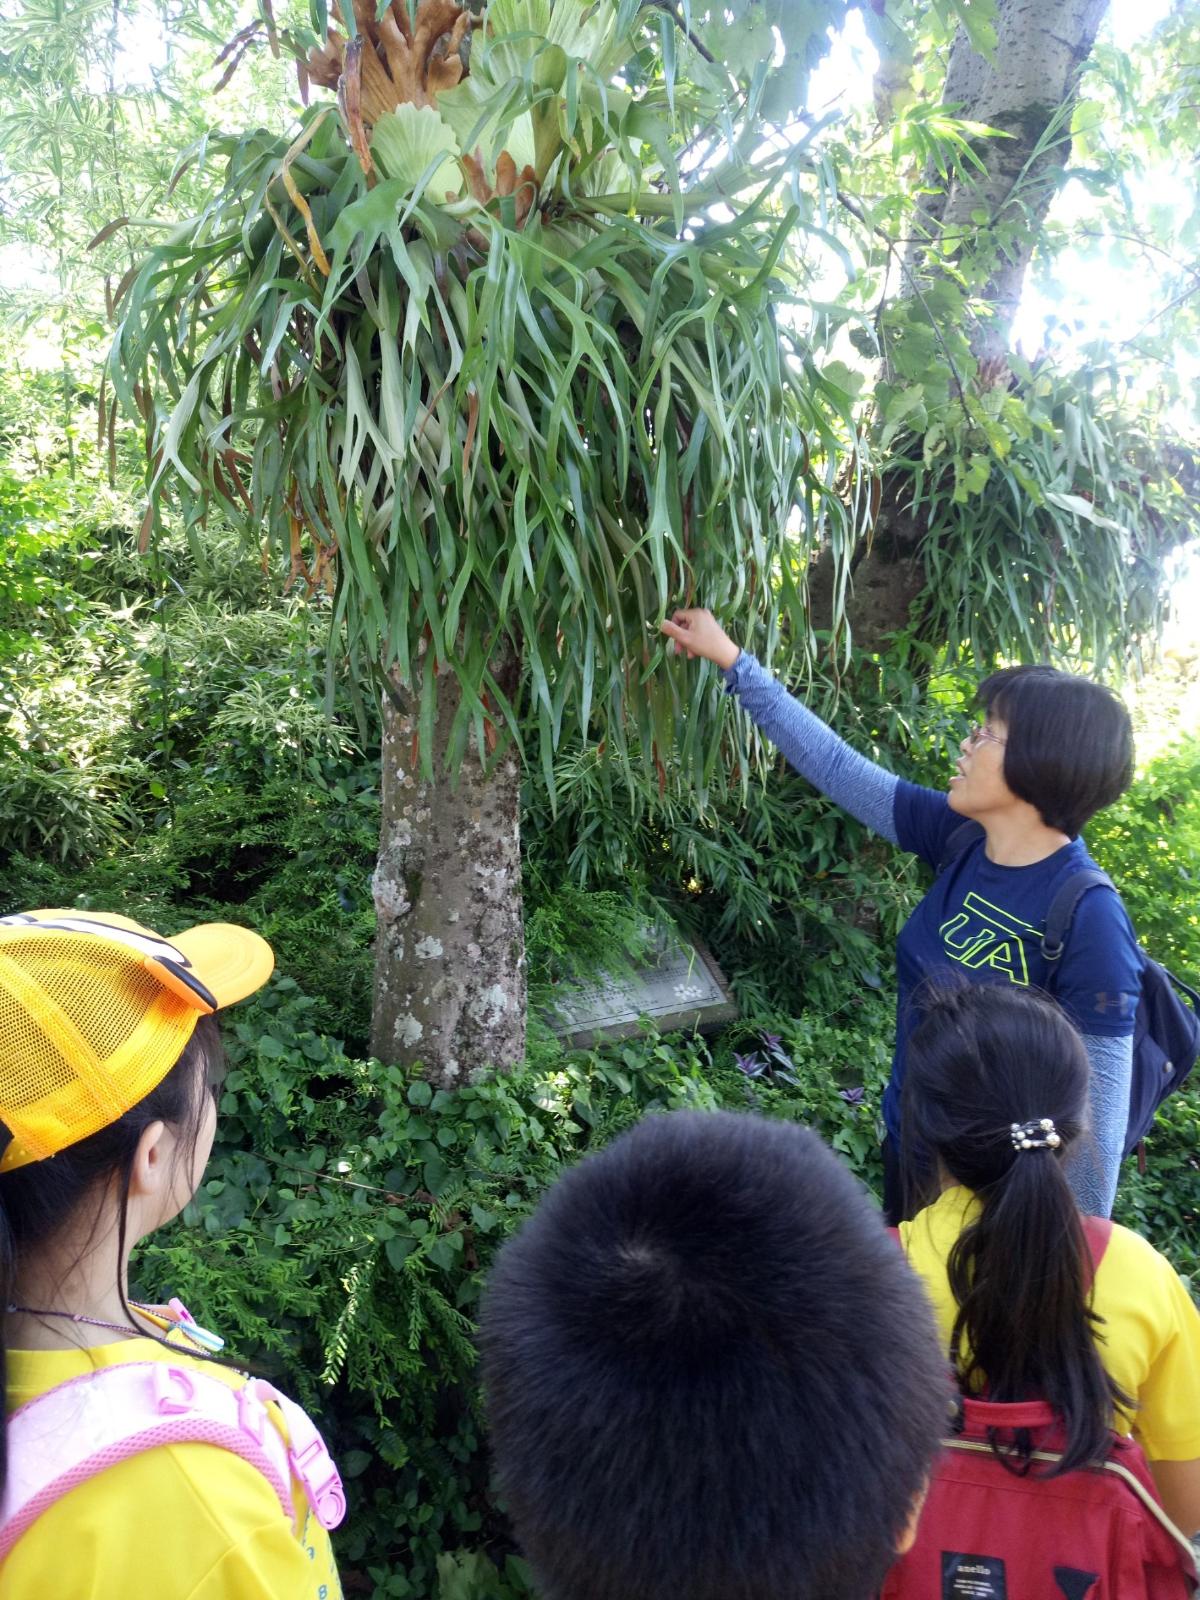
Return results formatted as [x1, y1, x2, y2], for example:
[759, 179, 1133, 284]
[902, 983, 1131, 1476]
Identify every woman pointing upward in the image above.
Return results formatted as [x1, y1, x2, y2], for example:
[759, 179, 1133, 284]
[661, 608, 1141, 1224]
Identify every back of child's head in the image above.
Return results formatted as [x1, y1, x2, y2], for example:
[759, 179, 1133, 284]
[480, 1109, 950, 1600]
[904, 982, 1089, 1191]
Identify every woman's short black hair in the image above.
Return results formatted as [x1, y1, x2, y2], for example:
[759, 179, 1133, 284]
[977, 665, 1133, 837]
[481, 1110, 949, 1600]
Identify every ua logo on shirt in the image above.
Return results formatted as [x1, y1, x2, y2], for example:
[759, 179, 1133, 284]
[939, 894, 1040, 987]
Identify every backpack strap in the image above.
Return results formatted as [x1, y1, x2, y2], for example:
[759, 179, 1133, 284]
[960, 1396, 1057, 1430]
[1099, 1457, 1200, 1579]
[1162, 965, 1200, 1014]
[1080, 1214, 1113, 1280]
[0, 1362, 346, 1563]
[937, 821, 985, 875]
[1042, 865, 1115, 964]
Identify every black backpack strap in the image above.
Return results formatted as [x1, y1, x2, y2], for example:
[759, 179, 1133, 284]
[1162, 964, 1200, 1013]
[937, 821, 984, 874]
[1042, 866, 1116, 963]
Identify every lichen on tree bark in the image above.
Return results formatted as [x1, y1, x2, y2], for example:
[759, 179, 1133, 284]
[370, 644, 526, 1084]
[814, 0, 1113, 652]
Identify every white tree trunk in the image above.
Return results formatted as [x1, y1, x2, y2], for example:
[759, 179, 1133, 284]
[912, 0, 1110, 360]
[370, 648, 526, 1085]
[823, 0, 1112, 649]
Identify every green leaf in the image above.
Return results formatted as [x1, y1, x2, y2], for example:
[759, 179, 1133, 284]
[385, 1235, 418, 1269]
[369, 107, 462, 199]
[423, 1156, 451, 1194]
[427, 1232, 463, 1269]
[879, 384, 927, 446]
[820, 360, 865, 401]
[1044, 491, 1124, 532]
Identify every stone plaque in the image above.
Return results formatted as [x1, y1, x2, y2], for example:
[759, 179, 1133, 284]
[545, 926, 737, 1047]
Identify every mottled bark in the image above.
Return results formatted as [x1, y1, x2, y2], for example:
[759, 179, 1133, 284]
[370, 644, 525, 1085]
[911, 0, 1110, 363]
[815, 0, 1111, 652]
[807, 477, 927, 648]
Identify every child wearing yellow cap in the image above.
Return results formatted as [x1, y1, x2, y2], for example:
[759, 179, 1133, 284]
[0, 910, 344, 1598]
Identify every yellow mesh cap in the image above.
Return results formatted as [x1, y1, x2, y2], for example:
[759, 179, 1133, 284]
[0, 910, 274, 1172]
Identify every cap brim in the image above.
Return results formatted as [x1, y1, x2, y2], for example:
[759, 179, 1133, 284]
[172, 923, 275, 1011]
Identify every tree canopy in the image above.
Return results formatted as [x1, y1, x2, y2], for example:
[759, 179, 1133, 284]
[6, 0, 1196, 693]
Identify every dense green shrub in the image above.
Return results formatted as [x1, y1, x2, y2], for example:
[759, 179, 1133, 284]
[135, 980, 890, 1600]
[1115, 1086, 1200, 1291]
[1, 767, 380, 1043]
[1088, 734, 1200, 975]
[0, 528, 380, 1038]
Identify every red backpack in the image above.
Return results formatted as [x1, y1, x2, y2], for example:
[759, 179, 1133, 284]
[880, 1394, 1197, 1600]
[884, 1220, 1198, 1600]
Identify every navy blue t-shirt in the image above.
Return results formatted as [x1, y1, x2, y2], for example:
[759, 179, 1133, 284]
[883, 780, 1143, 1141]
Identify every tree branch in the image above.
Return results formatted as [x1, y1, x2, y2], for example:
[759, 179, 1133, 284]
[1121, 274, 1200, 347]
[645, 0, 717, 65]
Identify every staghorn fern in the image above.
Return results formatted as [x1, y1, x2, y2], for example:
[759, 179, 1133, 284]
[108, 0, 861, 799]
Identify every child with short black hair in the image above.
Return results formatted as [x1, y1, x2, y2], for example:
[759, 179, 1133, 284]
[481, 1109, 950, 1600]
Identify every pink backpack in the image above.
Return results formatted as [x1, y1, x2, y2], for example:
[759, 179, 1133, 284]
[0, 1358, 346, 1561]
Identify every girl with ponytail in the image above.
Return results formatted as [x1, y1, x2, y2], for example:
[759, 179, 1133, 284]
[899, 983, 1200, 1535]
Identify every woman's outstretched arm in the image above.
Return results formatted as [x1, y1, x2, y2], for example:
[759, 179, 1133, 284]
[1064, 1035, 1131, 1219]
[661, 608, 901, 844]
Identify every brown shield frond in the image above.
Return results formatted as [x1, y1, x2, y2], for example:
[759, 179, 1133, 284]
[307, 0, 471, 125]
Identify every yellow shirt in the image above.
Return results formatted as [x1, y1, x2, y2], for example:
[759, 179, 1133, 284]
[2, 1338, 343, 1600]
[899, 1186, 1200, 1463]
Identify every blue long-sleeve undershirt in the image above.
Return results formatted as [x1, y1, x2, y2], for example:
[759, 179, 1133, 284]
[722, 652, 900, 843]
[1067, 1035, 1129, 1218]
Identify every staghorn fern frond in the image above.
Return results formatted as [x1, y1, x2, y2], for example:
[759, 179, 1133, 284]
[370, 104, 464, 193]
[305, 0, 472, 121]
[109, 0, 861, 799]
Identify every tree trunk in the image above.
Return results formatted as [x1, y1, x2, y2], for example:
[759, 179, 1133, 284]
[814, 0, 1110, 652]
[911, 0, 1111, 362]
[370, 646, 526, 1086]
[807, 479, 927, 650]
